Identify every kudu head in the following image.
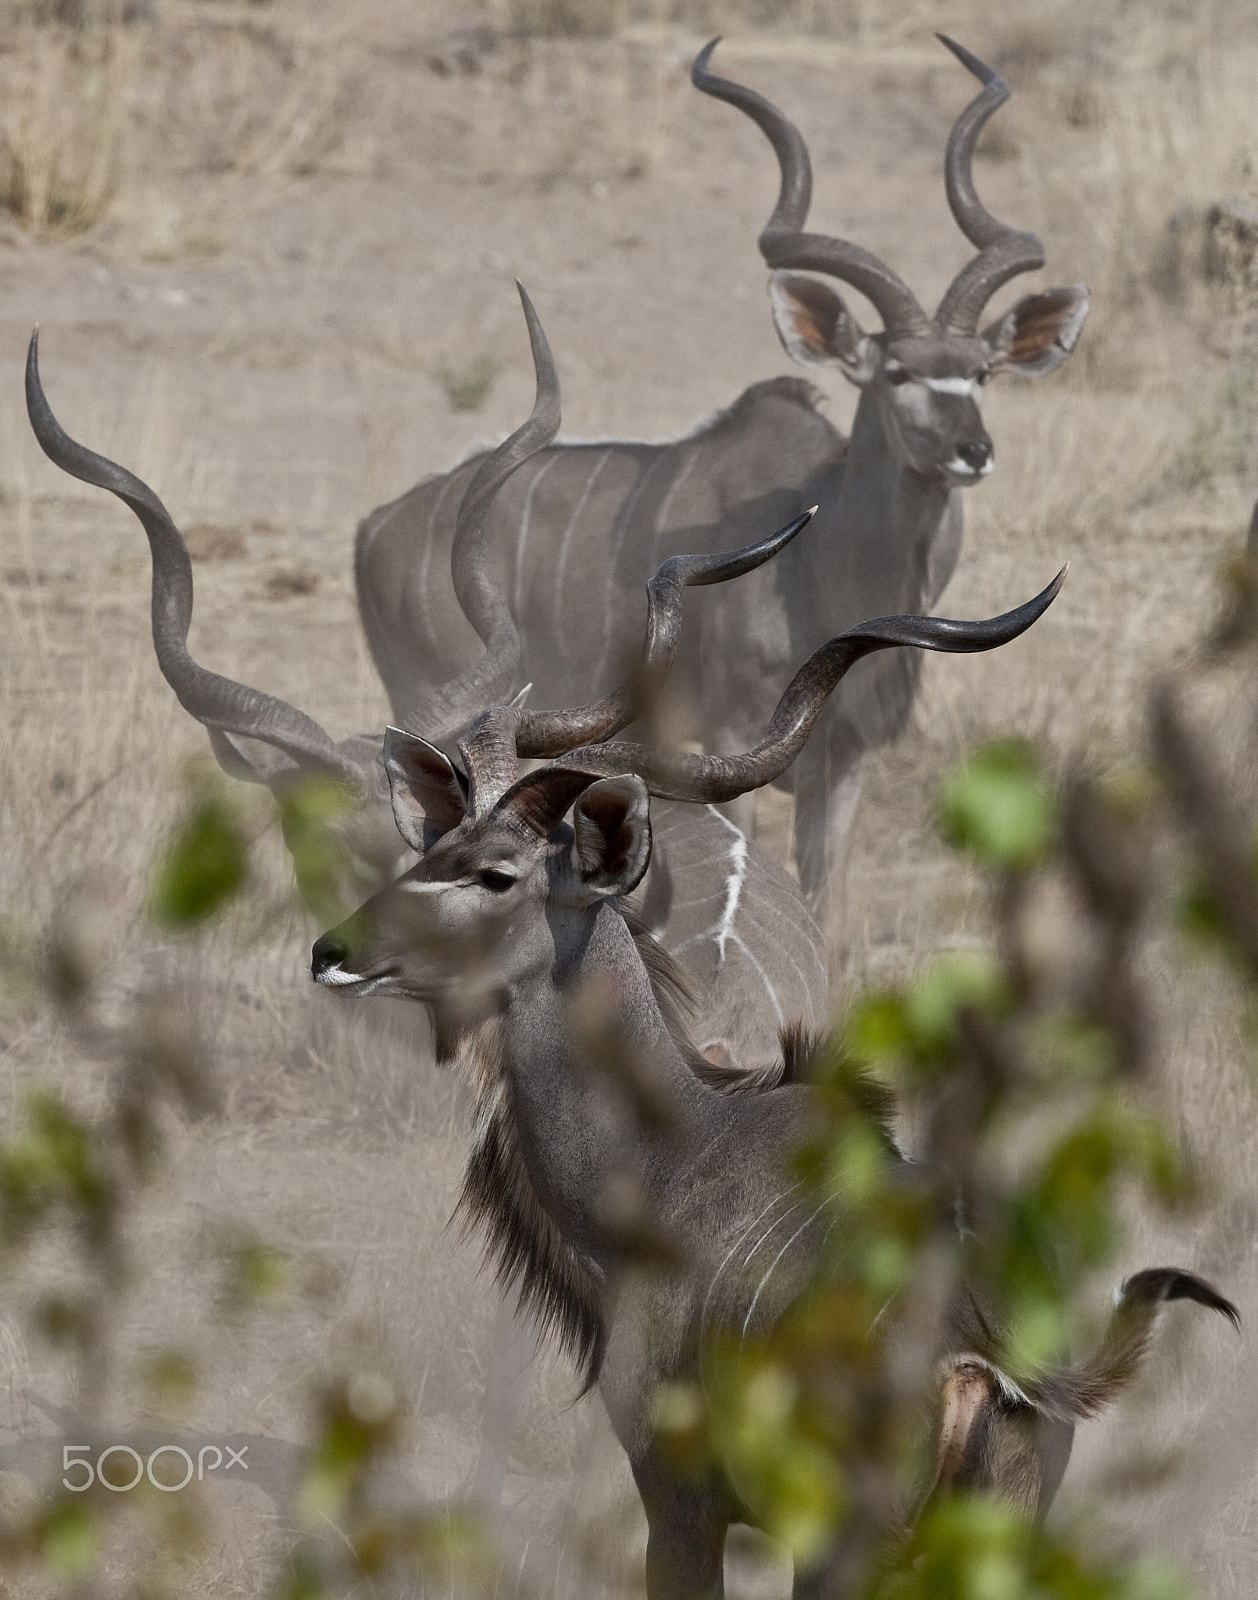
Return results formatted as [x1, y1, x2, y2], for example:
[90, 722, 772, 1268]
[25, 291, 808, 910]
[693, 35, 1089, 486]
[311, 736, 658, 1052]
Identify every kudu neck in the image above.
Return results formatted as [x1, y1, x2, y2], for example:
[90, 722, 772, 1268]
[498, 898, 711, 1266]
[846, 386, 955, 523]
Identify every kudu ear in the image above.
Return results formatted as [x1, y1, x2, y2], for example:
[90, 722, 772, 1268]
[768, 272, 880, 384]
[982, 284, 1089, 378]
[382, 727, 468, 851]
[570, 776, 652, 897]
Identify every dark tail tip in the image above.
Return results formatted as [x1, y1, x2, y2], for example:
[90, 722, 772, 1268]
[1122, 1267, 1241, 1332]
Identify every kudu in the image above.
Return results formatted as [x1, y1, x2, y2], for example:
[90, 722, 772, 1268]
[25, 304, 827, 1070]
[313, 394, 1234, 1593]
[353, 35, 1089, 946]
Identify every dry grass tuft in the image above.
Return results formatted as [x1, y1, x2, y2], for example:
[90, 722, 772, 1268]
[265, 566, 320, 600]
[0, 21, 136, 239]
[0, 6, 366, 252]
[498, 0, 625, 37]
[467, 33, 688, 180]
[185, 522, 247, 562]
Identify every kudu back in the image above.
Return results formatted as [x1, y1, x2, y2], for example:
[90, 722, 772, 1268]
[355, 36, 1090, 946]
[314, 352, 1234, 1595]
[25, 300, 828, 1072]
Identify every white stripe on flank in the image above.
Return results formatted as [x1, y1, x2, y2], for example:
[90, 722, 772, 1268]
[667, 894, 724, 916]
[599, 451, 668, 684]
[512, 453, 560, 617]
[650, 443, 698, 565]
[726, 932, 784, 1025]
[700, 1187, 802, 1337]
[707, 806, 749, 964]
[741, 1199, 829, 1341]
[420, 470, 464, 643]
[555, 450, 610, 670]
[731, 901, 811, 997]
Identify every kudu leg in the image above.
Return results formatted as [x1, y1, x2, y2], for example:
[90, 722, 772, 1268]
[635, 1471, 729, 1600]
[792, 738, 830, 916]
[793, 741, 864, 968]
[790, 1536, 877, 1600]
[821, 761, 864, 961]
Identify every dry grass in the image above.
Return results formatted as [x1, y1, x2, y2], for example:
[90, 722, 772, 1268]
[0, 22, 136, 238]
[0, 5, 367, 251]
[464, 32, 690, 180]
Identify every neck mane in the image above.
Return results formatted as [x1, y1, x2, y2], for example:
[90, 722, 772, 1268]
[453, 907, 820, 1387]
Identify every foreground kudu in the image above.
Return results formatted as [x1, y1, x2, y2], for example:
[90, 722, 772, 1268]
[316, 489, 1235, 1591]
[354, 36, 1089, 945]
[25, 309, 827, 1068]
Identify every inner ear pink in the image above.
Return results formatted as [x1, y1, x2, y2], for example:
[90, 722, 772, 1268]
[992, 287, 1088, 371]
[774, 275, 845, 354]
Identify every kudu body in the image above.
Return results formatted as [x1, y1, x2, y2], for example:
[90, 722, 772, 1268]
[313, 647, 1235, 1597]
[354, 37, 1089, 944]
[25, 314, 827, 1071]
[313, 327, 1234, 1596]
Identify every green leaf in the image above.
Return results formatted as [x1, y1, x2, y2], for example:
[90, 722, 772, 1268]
[844, 993, 911, 1068]
[940, 740, 1057, 871]
[905, 950, 1007, 1062]
[279, 775, 360, 925]
[41, 1499, 97, 1580]
[0, 1090, 111, 1231]
[151, 791, 248, 927]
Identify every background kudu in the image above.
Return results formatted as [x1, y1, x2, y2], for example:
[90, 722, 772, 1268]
[26, 300, 829, 1072]
[312, 353, 1236, 1593]
[353, 35, 1089, 950]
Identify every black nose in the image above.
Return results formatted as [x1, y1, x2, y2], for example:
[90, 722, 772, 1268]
[311, 933, 348, 980]
[958, 439, 992, 473]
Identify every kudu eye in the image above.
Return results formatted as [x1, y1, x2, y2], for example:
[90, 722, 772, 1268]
[478, 868, 517, 893]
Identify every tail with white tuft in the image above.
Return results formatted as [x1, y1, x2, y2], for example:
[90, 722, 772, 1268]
[1025, 1267, 1239, 1424]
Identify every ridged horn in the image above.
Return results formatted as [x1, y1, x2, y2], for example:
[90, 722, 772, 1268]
[25, 331, 363, 792]
[933, 36, 1046, 334]
[691, 38, 928, 338]
[397, 281, 561, 744]
[455, 506, 817, 816]
[396, 283, 817, 813]
[554, 569, 1067, 803]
